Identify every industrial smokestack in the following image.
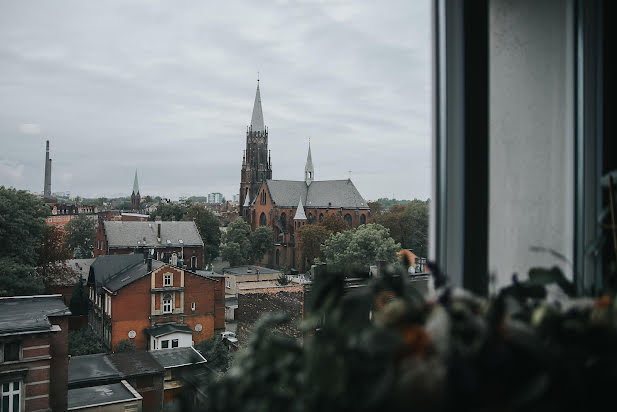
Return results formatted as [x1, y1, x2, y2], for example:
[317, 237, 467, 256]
[43, 140, 52, 199]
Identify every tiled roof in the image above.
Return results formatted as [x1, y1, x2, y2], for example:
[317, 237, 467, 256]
[103, 221, 203, 248]
[145, 323, 195, 338]
[89, 255, 165, 292]
[0, 295, 71, 335]
[149, 347, 207, 369]
[103, 260, 164, 292]
[266, 179, 369, 209]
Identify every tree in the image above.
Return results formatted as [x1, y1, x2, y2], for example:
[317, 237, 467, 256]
[221, 218, 252, 266]
[367, 201, 383, 217]
[373, 200, 429, 258]
[64, 214, 97, 258]
[297, 225, 330, 264]
[115, 339, 137, 353]
[320, 214, 348, 234]
[0, 186, 47, 296]
[321, 224, 400, 274]
[148, 203, 186, 221]
[70, 279, 89, 316]
[196, 337, 232, 372]
[0, 186, 47, 266]
[69, 328, 106, 356]
[38, 226, 75, 289]
[251, 226, 274, 262]
[277, 274, 290, 286]
[184, 204, 221, 263]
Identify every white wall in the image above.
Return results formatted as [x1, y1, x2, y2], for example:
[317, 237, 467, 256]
[152, 332, 193, 349]
[489, 0, 575, 289]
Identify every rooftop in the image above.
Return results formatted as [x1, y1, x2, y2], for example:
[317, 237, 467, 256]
[68, 353, 120, 387]
[89, 255, 165, 292]
[223, 266, 281, 276]
[149, 347, 207, 369]
[146, 323, 195, 338]
[68, 381, 141, 410]
[237, 280, 282, 290]
[107, 351, 164, 377]
[0, 295, 71, 336]
[266, 179, 369, 209]
[103, 220, 203, 248]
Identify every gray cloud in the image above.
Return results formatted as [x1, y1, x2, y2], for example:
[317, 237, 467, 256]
[0, 0, 431, 201]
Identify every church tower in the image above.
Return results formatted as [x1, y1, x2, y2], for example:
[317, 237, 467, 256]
[304, 142, 314, 186]
[240, 79, 272, 216]
[131, 169, 140, 210]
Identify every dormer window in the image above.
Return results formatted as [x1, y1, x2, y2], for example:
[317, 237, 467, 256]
[164, 273, 172, 287]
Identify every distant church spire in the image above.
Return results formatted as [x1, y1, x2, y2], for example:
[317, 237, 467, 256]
[43, 140, 52, 199]
[131, 170, 141, 210]
[304, 141, 314, 186]
[250, 80, 265, 132]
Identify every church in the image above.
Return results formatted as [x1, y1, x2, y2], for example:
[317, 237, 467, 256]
[239, 81, 370, 270]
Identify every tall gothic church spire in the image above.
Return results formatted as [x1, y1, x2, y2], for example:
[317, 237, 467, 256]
[131, 169, 141, 210]
[305, 142, 314, 185]
[240, 79, 272, 217]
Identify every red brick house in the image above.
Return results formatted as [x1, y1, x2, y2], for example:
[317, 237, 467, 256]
[94, 220, 205, 270]
[87, 255, 224, 351]
[0, 295, 71, 411]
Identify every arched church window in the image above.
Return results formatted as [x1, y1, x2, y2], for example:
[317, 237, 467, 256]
[360, 214, 366, 225]
[280, 213, 287, 231]
[344, 213, 352, 228]
[308, 213, 313, 223]
[260, 212, 267, 226]
[319, 213, 324, 222]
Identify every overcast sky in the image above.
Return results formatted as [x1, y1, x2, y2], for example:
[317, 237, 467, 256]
[0, 0, 431, 201]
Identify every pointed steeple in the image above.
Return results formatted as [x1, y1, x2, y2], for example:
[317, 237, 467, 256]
[294, 197, 307, 220]
[304, 141, 314, 185]
[250, 81, 265, 132]
[132, 169, 140, 195]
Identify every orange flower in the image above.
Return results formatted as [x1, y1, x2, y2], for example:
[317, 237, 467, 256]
[400, 324, 431, 358]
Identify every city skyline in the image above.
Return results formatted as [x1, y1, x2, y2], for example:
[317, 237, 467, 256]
[0, 1, 431, 201]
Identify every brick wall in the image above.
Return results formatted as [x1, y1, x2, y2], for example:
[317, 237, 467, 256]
[236, 286, 304, 345]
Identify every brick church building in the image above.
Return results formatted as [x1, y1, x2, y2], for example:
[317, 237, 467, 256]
[240, 81, 370, 271]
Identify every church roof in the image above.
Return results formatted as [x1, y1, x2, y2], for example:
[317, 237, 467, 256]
[250, 83, 265, 132]
[305, 144, 314, 173]
[294, 198, 307, 220]
[265, 179, 369, 209]
[132, 170, 139, 195]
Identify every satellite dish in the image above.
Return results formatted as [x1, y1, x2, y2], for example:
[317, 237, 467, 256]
[128, 330, 136, 339]
[195, 324, 203, 332]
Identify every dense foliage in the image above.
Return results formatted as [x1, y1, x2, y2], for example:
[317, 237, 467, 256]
[0, 186, 48, 296]
[148, 203, 186, 222]
[297, 224, 330, 264]
[64, 214, 97, 258]
[221, 218, 252, 266]
[201, 263, 617, 412]
[196, 337, 232, 372]
[184, 204, 221, 263]
[69, 328, 107, 356]
[70, 279, 89, 316]
[115, 339, 137, 353]
[321, 223, 400, 274]
[319, 213, 348, 234]
[372, 199, 429, 258]
[250, 226, 274, 262]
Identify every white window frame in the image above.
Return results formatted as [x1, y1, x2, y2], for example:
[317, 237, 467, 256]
[191, 302, 196, 311]
[162, 294, 172, 314]
[1, 380, 21, 412]
[163, 273, 172, 287]
[161, 339, 169, 349]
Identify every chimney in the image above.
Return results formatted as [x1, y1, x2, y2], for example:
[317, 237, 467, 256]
[157, 223, 161, 239]
[147, 256, 152, 272]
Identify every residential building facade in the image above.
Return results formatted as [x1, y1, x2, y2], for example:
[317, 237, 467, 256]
[87, 255, 225, 351]
[0, 295, 71, 412]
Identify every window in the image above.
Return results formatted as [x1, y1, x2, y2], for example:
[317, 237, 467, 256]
[319, 213, 324, 222]
[280, 213, 287, 231]
[260, 212, 267, 226]
[191, 255, 197, 269]
[172, 339, 179, 348]
[1, 381, 21, 412]
[2, 342, 20, 362]
[191, 302, 196, 311]
[225, 279, 231, 288]
[360, 214, 366, 225]
[162, 294, 172, 313]
[344, 213, 352, 228]
[161, 340, 169, 349]
[164, 273, 172, 286]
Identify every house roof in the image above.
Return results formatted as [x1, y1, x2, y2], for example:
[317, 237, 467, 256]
[103, 221, 203, 248]
[265, 179, 369, 209]
[0, 295, 71, 336]
[107, 351, 164, 377]
[68, 382, 141, 410]
[68, 353, 120, 386]
[149, 347, 207, 369]
[223, 266, 281, 276]
[89, 255, 165, 292]
[66, 258, 96, 280]
[145, 323, 195, 338]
